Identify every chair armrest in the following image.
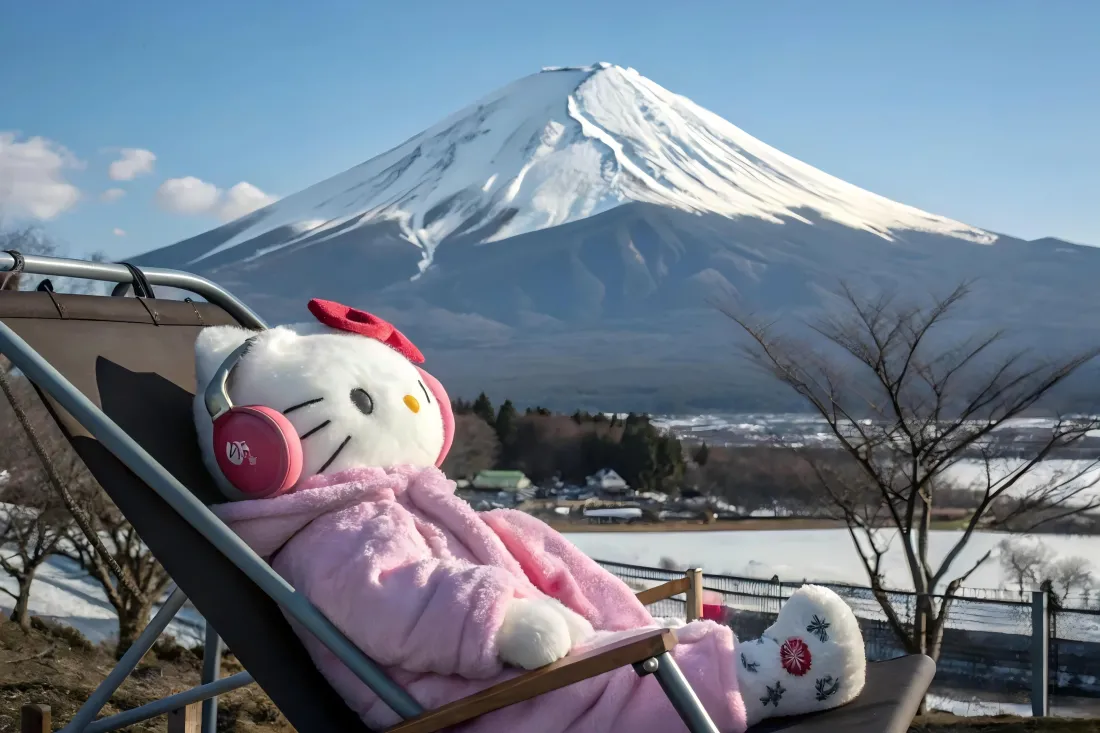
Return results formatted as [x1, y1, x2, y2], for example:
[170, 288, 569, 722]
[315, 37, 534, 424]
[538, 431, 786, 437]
[634, 577, 691, 606]
[635, 569, 704, 621]
[384, 628, 678, 733]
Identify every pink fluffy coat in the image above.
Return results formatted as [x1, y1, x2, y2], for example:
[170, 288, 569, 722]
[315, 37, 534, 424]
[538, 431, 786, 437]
[212, 465, 746, 732]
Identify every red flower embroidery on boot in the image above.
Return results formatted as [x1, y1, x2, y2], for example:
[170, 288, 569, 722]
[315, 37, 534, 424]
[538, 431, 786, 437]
[780, 637, 812, 676]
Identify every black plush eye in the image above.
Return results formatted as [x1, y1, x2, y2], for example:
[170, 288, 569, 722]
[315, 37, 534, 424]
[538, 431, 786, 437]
[350, 388, 374, 415]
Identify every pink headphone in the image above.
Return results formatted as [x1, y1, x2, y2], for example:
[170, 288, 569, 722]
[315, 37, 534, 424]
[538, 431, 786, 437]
[203, 330, 456, 501]
[204, 334, 304, 500]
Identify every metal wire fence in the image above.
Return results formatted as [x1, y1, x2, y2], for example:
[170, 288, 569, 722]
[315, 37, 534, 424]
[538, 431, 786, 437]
[596, 559, 1100, 704]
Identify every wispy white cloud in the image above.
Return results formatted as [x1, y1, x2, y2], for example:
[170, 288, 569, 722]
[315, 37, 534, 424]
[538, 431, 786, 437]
[155, 175, 277, 222]
[112, 227, 126, 237]
[0, 131, 83, 220]
[156, 176, 221, 215]
[108, 148, 156, 181]
[217, 181, 278, 221]
[101, 187, 126, 203]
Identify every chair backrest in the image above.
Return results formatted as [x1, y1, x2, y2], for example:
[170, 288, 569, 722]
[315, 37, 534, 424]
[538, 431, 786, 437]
[0, 290, 371, 732]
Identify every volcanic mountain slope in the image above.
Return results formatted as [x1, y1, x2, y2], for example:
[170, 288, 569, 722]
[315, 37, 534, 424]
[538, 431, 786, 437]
[135, 63, 1100, 412]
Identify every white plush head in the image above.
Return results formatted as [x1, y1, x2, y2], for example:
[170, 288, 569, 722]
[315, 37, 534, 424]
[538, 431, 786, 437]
[193, 307, 454, 498]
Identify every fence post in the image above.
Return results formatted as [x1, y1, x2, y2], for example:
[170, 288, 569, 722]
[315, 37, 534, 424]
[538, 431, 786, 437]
[684, 568, 704, 622]
[20, 704, 50, 733]
[168, 703, 202, 733]
[1030, 590, 1050, 717]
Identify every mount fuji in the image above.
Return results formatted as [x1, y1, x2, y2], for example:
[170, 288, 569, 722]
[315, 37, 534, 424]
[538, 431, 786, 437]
[135, 63, 1100, 412]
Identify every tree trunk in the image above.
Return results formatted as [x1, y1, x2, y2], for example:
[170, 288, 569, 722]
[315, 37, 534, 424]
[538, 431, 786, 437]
[10, 575, 33, 631]
[115, 601, 153, 659]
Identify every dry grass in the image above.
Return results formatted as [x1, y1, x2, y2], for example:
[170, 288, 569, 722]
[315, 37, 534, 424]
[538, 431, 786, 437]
[0, 615, 291, 733]
[911, 712, 1100, 731]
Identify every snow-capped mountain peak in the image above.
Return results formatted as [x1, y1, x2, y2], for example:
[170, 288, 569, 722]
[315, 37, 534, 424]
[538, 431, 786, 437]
[188, 62, 995, 273]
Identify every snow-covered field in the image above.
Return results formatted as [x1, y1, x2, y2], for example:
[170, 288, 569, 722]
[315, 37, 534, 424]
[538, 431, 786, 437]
[0, 552, 206, 648]
[945, 458, 1100, 506]
[563, 528, 1100, 593]
[925, 693, 1099, 718]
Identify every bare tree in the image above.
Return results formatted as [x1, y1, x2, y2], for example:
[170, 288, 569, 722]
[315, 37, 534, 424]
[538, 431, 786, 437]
[58, 489, 173, 657]
[998, 537, 1052, 598]
[1, 223, 109, 294]
[442, 413, 501, 479]
[0, 405, 71, 628]
[0, 369, 170, 653]
[725, 280, 1100, 665]
[2, 225, 167, 654]
[1045, 556, 1094, 606]
[998, 537, 1094, 605]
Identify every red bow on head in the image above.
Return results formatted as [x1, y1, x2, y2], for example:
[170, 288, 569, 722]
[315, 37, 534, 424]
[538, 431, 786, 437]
[307, 298, 425, 364]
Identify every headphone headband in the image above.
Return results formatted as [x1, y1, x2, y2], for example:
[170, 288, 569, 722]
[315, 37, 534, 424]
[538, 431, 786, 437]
[204, 334, 261, 420]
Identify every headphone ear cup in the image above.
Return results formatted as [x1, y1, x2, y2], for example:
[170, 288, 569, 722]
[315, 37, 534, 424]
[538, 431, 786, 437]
[211, 406, 303, 499]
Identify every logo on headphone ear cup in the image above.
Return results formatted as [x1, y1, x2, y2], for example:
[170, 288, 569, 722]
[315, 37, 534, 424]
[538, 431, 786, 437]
[211, 406, 303, 498]
[225, 440, 254, 466]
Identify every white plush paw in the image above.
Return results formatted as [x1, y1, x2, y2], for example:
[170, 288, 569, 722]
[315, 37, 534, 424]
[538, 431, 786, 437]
[496, 598, 573, 670]
[737, 585, 866, 726]
[546, 597, 595, 646]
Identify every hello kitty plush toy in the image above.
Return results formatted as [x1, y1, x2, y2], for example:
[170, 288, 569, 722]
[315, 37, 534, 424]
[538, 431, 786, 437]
[194, 299, 867, 733]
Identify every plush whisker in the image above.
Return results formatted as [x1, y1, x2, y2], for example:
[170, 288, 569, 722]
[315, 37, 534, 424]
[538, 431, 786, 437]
[299, 420, 331, 440]
[418, 380, 431, 404]
[283, 397, 324, 415]
[319, 435, 352, 473]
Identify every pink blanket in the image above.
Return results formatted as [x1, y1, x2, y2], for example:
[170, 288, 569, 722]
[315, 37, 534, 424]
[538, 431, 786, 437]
[212, 465, 746, 732]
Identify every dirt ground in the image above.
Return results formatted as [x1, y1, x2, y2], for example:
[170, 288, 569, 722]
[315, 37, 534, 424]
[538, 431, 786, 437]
[912, 713, 1100, 731]
[1, 614, 1097, 732]
[0, 616, 292, 733]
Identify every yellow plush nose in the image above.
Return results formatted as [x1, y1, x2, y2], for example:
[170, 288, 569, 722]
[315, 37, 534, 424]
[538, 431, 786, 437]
[403, 394, 420, 413]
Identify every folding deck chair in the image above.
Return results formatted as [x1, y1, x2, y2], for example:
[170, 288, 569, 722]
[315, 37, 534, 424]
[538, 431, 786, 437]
[0, 251, 936, 733]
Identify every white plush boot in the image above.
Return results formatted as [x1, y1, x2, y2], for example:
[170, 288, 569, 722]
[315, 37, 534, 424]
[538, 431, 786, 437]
[736, 585, 866, 727]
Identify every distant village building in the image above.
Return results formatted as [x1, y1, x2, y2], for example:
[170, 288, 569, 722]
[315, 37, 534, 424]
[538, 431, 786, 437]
[586, 468, 629, 494]
[471, 470, 531, 492]
[583, 507, 643, 524]
[456, 471, 535, 511]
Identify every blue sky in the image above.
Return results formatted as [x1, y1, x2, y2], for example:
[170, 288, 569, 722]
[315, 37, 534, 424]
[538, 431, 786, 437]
[2, 0, 1097, 260]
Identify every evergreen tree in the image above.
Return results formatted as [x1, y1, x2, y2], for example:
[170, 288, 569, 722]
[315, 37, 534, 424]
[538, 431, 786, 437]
[618, 423, 659, 490]
[471, 392, 495, 427]
[693, 442, 710, 467]
[494, 400, 519, 464]
[654, 434, 686, 492]
[571, 410, 583, 424]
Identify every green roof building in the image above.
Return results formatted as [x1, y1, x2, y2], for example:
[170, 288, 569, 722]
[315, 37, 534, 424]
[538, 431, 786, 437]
[471, 470, 531, 492]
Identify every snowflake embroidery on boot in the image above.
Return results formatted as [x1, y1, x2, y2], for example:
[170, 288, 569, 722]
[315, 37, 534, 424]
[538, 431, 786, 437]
[760, 680, 786, 708]
[806, 614, 830, 642]
[815, 675, 840, 701]
[779, 637, 812, 676]
[740, 652, 759, 673]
